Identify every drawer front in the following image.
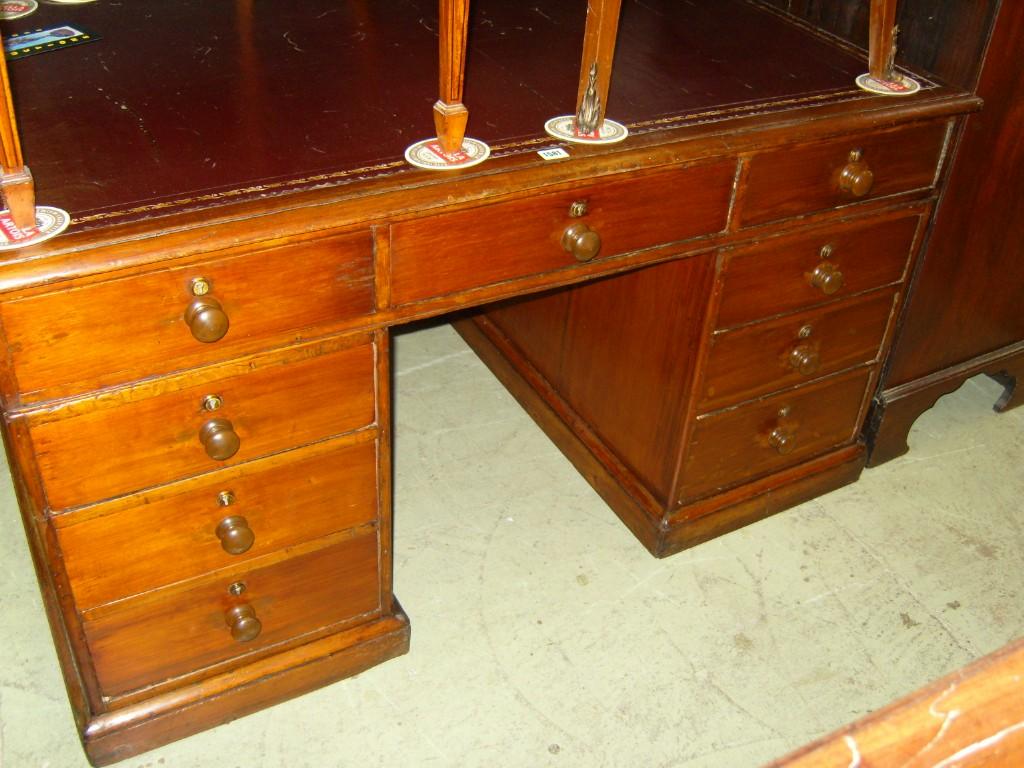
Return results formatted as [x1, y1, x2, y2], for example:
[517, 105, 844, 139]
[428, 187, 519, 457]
[680, 367, 872, 502]
[30, 337, 376, 511]
[740, 122, 948, 226]
[1, 231, 374, 404]
[717, 214, 918, 328]
[84, 533, 380, 697]
[699, 289, 896, 413]
[390, 161, 735, 305]
[56, 436, 379, 611]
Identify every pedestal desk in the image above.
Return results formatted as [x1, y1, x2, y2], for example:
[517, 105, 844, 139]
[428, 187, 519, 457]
[0, 1, 986, 763]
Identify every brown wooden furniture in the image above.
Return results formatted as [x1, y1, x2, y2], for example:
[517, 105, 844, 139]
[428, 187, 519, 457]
[0, 1, 992, 764]
[769, 636, 1024, 767]
[867, 0, 1024, 464]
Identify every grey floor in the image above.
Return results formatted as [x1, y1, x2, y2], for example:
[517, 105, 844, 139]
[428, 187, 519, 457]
[1, 322, 1021, 768]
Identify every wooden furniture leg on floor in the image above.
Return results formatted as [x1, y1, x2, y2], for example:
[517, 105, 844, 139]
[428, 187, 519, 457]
[0, 35, 34, 229]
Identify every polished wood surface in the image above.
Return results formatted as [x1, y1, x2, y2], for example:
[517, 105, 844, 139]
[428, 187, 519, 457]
[682, 367, 871, 502]
[0, 2, 989, 763]
[0, 30, 34, 228]
[2, 0, 879, 226]
[390, 161, 733, 306]
[717, 212, 921, 329]
[85, 532, 380, 696]
[699, 288, 896, 413]
[433, 0, 471, 152]
[56, 434, 379, 611]
[770, 637, 1024, 767]
[868, 0, 1024, 464]
[27, 336, 376, 510]
[739, 121, 947, 226]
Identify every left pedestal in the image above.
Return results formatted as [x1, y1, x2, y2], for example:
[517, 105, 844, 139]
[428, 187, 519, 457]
[0, 231, 407, 765]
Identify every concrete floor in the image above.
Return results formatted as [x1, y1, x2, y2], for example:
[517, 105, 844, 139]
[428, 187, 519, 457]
[1, 322, 1021, 767]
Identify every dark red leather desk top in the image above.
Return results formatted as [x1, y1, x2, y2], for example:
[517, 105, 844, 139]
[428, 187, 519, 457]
[2, 0, 873, 227]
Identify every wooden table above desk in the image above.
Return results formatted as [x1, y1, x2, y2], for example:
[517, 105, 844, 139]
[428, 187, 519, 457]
[0, 1, 988, 763]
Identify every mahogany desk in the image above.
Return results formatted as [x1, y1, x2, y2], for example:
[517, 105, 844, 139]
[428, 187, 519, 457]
[0, 1, 982, 763]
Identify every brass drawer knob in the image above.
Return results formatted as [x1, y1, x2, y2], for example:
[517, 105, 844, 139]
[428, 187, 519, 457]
[216, 515, 255, 555]
[810, 261, 844, 295]
[562, 222, 602, 262]
[768, 427, 796, 455]
[226, 604, 262, 643]
[838, 149, 874, 197]
[184, 296, 229, 343]
[788, 344, 821, 375]
[200, 418, 241, 461]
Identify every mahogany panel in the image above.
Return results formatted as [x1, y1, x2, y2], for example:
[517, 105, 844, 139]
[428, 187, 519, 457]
[740, 123, 947, 226]
[884, 2, 1024, 387]
[28, 338, 376, 511]
[680, 367, 871, 502]
[700, 289, 896, 412]
[717, 214, 919, 329]
[485, 289, 573, 394]
[390, 161, 734, 306]
[557, 255, 717, 502]
[56, 436, 379, 611]
[0, 231, 374, 405]
[84, 533, 380, 697]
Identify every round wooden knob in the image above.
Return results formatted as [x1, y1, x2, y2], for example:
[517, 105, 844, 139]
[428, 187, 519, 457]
[184, 297, 229, 343]
[200, 418, 240, 461]
[838, 149, 874, 197]
[216, 515, 255, 555]
[768, 427, 796, 455]
[561, 222, 602, 262]
[788, 344, 821, 375]
[226, 604, 262, 642]
[810, 261, 844, 295]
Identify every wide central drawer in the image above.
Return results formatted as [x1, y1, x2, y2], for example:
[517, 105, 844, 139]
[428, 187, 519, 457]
[83, 533, 381, 697]
[28, 335, 377, 511]
[55, 435, 380, 611]
[389, 161, 735, 305]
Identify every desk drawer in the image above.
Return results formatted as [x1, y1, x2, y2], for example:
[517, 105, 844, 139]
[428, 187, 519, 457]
[739, 122, 948, 226]
[29, 336, 376, 511]
[1, 231, 374, 404]
[717, 214, 919, 329]
[84, 533, 380, 697]
[56, 436, 379, 611]
[680, 367, 871, 502]
[390, 161, 735, 305]
[699, 289, 896, 413]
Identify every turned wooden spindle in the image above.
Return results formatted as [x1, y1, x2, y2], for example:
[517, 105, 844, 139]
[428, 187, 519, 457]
[433, 0, 471, 153]
[0, 34, 35, 230]
[574, 0, 623, 135]
[868, 0, 900, 81]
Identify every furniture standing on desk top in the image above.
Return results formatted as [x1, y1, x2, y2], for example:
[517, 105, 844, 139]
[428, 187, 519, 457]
[0, 1, 991, 763]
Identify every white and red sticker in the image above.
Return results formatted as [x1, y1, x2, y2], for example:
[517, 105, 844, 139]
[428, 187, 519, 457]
[0, 1, 37, 20]
[0, 206, 70, 250]
[405, 137, 490, 171]
[544, 115, 628, 145]
[856, 72, 921, 96]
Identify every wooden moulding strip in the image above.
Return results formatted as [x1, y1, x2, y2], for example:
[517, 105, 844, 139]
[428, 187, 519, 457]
[83, 608, 410, 767]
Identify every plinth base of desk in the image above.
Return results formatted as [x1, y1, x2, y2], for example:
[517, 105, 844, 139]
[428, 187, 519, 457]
[455, 314, 866, 558]
[79, 607, 410, 766]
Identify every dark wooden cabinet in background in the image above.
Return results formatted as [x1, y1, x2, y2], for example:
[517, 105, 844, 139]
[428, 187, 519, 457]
[867, 0, 1024, 463]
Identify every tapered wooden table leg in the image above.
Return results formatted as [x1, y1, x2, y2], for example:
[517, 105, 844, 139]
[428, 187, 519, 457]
[544, 0, 628, 145]
[433, 0, 470, 154]
[855, 0, 919, 96]
[406, 0, 490, 171]
[0, 40, 35, 230]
